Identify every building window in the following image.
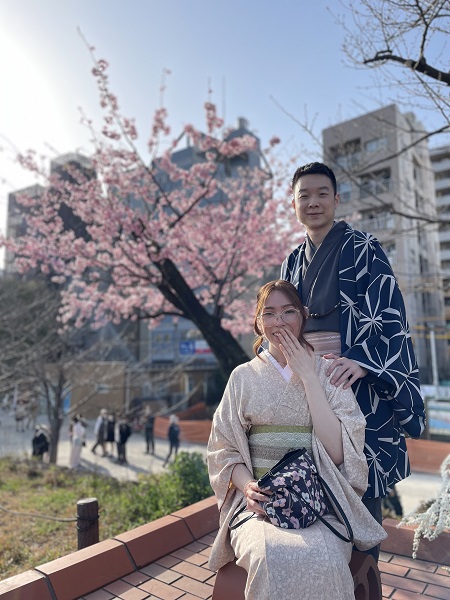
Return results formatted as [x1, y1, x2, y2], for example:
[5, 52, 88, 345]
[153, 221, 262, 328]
[384, 241, 396, 265]
[364, 137, 388, 153]
[413, 161, 422, 184]
[434, 170, 450, 181]
[359, 168, 391, 198]
[331, 139, 361, 170]
[95, 384, 110, 394]
[337, 180, 352, 202]
[359, 210, 394, 232]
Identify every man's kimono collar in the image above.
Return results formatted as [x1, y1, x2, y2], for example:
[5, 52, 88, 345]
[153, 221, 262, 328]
[304, 220, 347, 267]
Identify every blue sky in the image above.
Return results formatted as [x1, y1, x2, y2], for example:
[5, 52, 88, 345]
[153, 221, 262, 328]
[0, 0, 447, 242]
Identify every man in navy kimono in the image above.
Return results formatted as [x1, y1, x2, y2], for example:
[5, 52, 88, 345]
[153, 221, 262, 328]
[281, 162, 425, 560]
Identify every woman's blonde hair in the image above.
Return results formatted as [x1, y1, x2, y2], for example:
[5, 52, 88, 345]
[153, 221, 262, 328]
[252, 280, 313, 358]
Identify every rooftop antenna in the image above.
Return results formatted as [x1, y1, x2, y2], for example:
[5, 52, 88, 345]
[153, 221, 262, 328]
[207, 76, 212, 101]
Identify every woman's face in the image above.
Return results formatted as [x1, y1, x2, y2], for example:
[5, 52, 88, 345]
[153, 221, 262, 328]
[259, 289, 302, 346]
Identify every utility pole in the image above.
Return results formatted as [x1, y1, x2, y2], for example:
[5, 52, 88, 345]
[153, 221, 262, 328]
[428, 325, 439, 387]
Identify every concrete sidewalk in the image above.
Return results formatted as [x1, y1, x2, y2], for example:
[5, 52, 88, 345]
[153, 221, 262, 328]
[0, 410, 207, 482]
[0, 409, 444, 516]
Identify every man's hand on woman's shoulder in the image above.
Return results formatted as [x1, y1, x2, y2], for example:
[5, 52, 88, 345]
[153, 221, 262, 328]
[323, 354, 368, 389]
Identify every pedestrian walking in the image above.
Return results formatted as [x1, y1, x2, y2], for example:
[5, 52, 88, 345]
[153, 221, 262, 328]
[106, 412, 116, 457]
[2, 394, 9, 413]
[163, 415, 180, 467]
[69, 415, 87, 469]
[25, 396, 39, 431]
[143, 406, 155, 455]
[116, 414, 132, 464]
[91, 408, 108, 456]
[15, 400, 27, 432]
[31, 425, 49, 461]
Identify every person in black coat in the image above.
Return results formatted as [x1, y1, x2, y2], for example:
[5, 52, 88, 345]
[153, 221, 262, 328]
[106, 412, 116, 457]
[163, 414, 180, 467]
[91, 408, 108, 456]
[116, 415, 132, 464]
[143, 407, 155, 455]
[32, 426, 49, 461]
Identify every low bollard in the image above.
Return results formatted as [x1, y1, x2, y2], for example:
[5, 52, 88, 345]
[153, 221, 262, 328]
[77, 497, 99, 549]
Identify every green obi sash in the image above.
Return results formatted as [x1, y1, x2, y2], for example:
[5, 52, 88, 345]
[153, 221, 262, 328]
[248, 425, 313, 479]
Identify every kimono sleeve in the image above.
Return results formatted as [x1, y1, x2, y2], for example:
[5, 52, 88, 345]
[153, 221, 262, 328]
[341, 235, 425, 438]
[320, 368, 369, 497]
[207, 368, 252, 512]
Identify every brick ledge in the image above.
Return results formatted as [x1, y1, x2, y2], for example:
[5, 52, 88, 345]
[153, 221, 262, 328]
[1, 498, 449, 599]
[381, 517, 450, 566]
[0, 496, 219, 600]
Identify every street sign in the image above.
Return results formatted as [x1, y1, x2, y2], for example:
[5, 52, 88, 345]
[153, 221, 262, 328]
[179, 340, 195, 355]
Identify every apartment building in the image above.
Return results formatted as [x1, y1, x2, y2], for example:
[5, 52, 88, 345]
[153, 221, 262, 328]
[430, 144, 450, 354]
[5, 152, 95, 274]
[323, 104, 447, 384]
[5, 184, 45, 274]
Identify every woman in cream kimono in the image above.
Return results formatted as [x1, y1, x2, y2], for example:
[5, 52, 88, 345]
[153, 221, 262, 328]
[207, 280, 386, 600]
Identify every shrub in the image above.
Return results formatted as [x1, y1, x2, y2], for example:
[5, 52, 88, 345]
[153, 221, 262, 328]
[160, 451, 213, 509]
[111, 452, 213, 530]
[0, 452, 213, 578]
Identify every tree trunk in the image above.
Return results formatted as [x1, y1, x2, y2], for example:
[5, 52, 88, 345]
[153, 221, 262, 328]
[48, 410, 63, 464]
[46, 380, 65, 464]
[157, 258, 250, 378]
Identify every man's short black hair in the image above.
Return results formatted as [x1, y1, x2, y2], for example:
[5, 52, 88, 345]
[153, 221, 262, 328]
[291, 162, 337, 196]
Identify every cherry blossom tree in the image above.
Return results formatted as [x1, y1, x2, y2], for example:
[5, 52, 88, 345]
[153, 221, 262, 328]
[3, 55, 297, 378]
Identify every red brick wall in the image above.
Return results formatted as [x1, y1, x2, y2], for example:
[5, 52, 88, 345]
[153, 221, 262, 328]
[406, 438, 449, 474]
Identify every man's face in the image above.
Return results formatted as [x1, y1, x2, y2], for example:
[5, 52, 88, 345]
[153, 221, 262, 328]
[292, 173, 339, 238]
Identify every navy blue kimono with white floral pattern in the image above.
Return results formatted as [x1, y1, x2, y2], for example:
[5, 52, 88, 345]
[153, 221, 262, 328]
[281, 224, 426, 498]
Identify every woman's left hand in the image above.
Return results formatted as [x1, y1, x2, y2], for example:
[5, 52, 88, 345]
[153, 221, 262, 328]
[243, 480, 267, 515]
[275, 329, 315, 379]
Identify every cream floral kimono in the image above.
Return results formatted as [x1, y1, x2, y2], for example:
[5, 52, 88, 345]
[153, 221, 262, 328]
[207, 354, 387, 600]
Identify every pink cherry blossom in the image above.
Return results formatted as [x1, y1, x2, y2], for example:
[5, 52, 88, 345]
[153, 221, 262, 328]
[2, 50, 303, 376]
